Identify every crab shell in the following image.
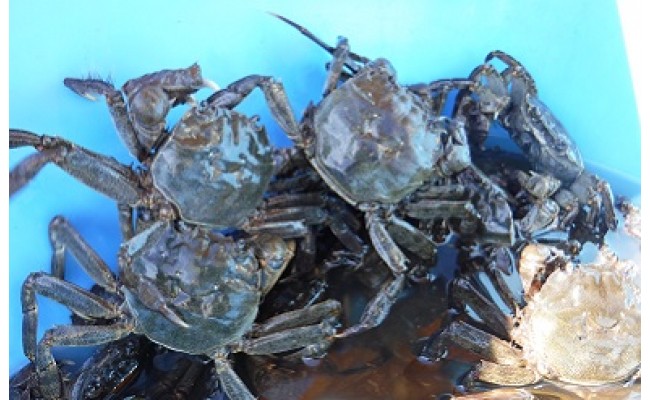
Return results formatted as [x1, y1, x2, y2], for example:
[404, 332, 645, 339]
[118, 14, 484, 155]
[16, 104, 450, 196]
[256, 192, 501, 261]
[152, 104, 274, 228]
[310, 58, 443, 205]
[121, 222, 292, 355]
[512, 250, 640, 385]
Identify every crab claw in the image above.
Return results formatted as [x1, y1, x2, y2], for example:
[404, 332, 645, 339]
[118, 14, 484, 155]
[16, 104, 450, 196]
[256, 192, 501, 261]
[136, 279, 190, 328]
[63, 77, 117, 101]
[183, 95, 198, 107]
[203, 78, 220, 92]
[159, 304, 191, 328]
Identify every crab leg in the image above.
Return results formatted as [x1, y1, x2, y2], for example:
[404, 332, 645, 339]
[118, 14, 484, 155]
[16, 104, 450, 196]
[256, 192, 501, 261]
[64, 64, 214, 160]
[249, 191, 367, 252]
[458, 165, 516, 245]
[256, 78, 306, 148]
[484, 247, 525, 311]
[469, 360, 540, 387]
[36, 323, 133, 399]
[254, 204, 329, 225]
[426, 320, 523, 367]
[325, 209, 434, 337]
[21, 272, 122, 362]
[450, 277, 513, 339]
[204, 74, 277, 110]
[48, 216, 117, 292]
[239, 321, 337, 355]
[321, 36, 352, 96]
[63, 77, 145, 159]
[412, 183, 472, 199]
[269, 13, 369, 76]
[408, 78, 475, 116]
[22, 215, 121, 359]
[117, 203, 135, 240]
[405, 198, 480, 220]
[146, 357, 206, 399]
[328, 216, 368, 255]
[364, 209, 409, 274]
[244, 220, 310, 239]
[337, 274, 406, 338]
[213, 356, 255, 400]
[486, 50, 538, 96]
[224, 302, 341, 362]
[253, 299, 341, 335]
[385, 214, 437, 260]
[288, 228, 319, 273]
[8, 149, 58, 197]
[9, 129, 142, 203]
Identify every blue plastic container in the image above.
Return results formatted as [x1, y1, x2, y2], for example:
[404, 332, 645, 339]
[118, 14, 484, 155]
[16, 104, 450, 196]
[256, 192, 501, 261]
[9, 0, 640, 384]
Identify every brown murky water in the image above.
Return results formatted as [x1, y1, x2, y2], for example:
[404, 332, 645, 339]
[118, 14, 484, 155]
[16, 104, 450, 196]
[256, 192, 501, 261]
[247, 278, 479, 400]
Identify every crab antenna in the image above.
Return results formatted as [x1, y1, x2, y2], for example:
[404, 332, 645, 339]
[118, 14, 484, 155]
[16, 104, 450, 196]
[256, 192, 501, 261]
[268, 12, 370, 65]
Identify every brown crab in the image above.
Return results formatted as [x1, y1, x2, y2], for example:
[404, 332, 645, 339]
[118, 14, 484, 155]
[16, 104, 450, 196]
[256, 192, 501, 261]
[256, 15, 514, 337]
[21, 216, 341, 400]
[427, 51, 617, 239]
[9, 65, 314, 239]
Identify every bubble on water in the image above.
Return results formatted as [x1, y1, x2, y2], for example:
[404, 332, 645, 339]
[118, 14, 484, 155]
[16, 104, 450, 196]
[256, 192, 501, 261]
[301, 357, 322, 368]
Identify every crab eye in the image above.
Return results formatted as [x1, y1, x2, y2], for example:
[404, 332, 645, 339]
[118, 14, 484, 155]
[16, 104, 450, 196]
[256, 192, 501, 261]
[129, 86, 170, 127]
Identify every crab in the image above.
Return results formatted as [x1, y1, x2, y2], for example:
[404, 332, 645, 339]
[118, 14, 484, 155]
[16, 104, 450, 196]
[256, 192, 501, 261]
[9, 65, 315, 239]
[21, 216, 341, 400]
[246, 147, 369, 263]
[421, 242, 640, 388]
[133, 349, 223, 400]
[74, 334, 223, 400]
[70, 334, 152, 400]
[10, 336, 148, 400]
[11, 284, 150, 400]
[512, 170, 577, 238]
[406, 160, 515, 247]
[70, 293, 220, 399]
[254, 15, 515, 337]
[427, 50, 617, 238]
[10, 361, 74, 400]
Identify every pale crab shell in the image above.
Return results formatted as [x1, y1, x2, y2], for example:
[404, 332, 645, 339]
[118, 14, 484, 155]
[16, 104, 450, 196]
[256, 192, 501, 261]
[512, 247, 640, 385]
[517, 242, 562, 295]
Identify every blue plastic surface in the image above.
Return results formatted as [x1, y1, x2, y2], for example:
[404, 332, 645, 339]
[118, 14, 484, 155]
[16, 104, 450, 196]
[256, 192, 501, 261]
[9, 0, 640, 376]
